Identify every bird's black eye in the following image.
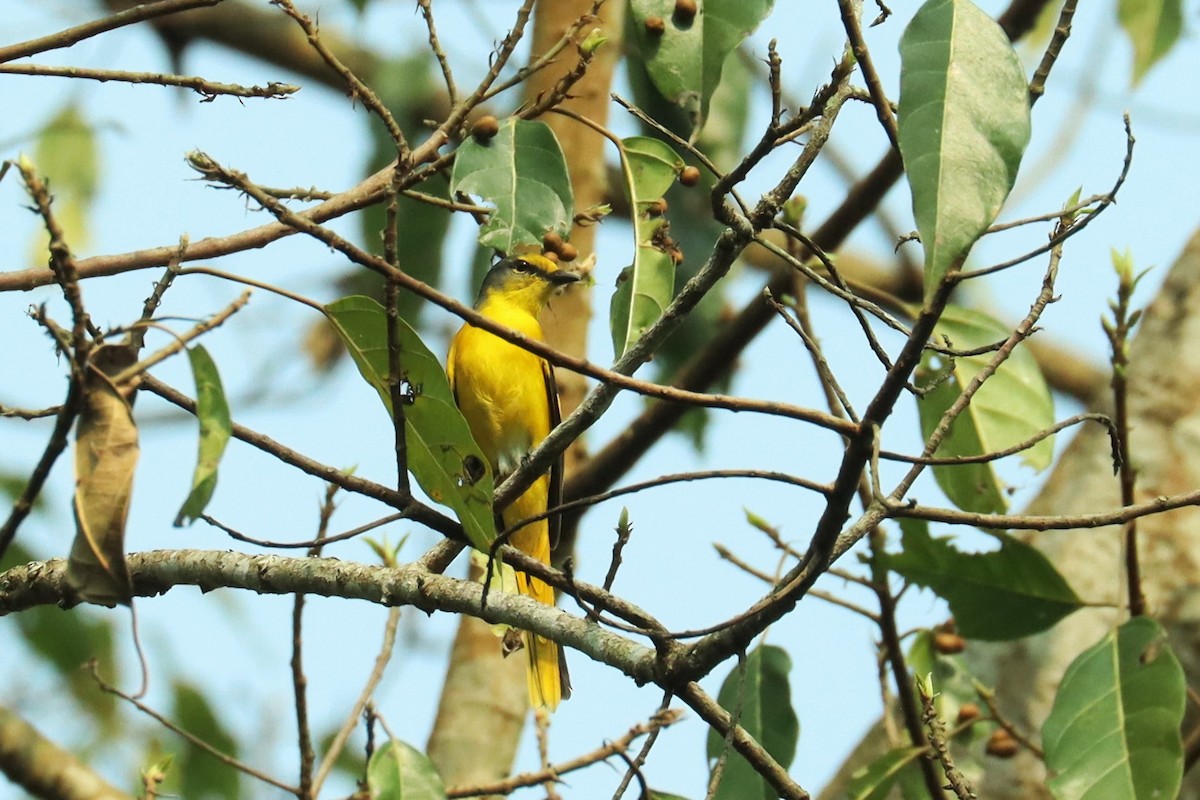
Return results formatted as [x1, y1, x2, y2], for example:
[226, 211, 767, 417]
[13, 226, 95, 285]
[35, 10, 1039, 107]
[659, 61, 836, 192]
[510, 260, 530, 274]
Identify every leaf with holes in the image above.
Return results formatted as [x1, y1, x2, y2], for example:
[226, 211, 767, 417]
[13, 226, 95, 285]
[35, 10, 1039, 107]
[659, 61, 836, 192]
[628, 0, 775, 131]
[450, 118, 572, 254]
[325, 296, 495, 549]
[611, 136, 683, 357]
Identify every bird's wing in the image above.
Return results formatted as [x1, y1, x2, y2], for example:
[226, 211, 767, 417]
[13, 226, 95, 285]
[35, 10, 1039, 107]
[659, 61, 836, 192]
[542, 358, 564, 549]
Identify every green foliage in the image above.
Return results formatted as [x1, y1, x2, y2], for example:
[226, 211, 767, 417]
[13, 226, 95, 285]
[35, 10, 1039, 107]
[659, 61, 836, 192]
[883, 520, 1082, 640]
[354, 54, 450, 328]
[31, 103, 98, 260]
[324, 296, 495, 548]
[627, 0, 775, 132]
[450, 118, 573, 253]
[175, 345, 231, 526]
[367, 739, 447, 799]
[846, 746, 927, 800]
[915, 305, 1055, 515]
[1118, 0, 1182, 85]
[1043, 617, 1185, 800]
[706, 644, 799, 799]
[610, 136, 684, 358]
[897, 0, 1031, 300]
[8, 540, 120, 727]
[172, 680, 241, 799]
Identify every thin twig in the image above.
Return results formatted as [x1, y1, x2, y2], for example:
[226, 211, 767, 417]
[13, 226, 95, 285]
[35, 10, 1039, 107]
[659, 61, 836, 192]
[837, 0, 899, 150]
[0, 0, 222, 63]
[90, 664, 300, 794]
[0, 63, 297, 99]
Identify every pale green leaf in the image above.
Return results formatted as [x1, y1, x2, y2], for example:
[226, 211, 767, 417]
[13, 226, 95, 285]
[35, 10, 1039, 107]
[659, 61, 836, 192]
[915, 305, 1055, 515]
[368, 740, 447, 800]
[847, 747, 928, 800]
[610, 136, 683, 357]
[1118, 0, 1182, 85]
[898, 0, 1031, 299]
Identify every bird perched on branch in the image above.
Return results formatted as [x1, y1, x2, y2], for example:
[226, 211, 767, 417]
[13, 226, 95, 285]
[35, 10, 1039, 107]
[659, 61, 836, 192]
[447, 252, 578, 710]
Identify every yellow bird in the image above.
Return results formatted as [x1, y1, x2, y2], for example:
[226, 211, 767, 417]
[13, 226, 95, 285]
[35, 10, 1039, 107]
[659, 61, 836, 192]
[447, 252, 578, 710]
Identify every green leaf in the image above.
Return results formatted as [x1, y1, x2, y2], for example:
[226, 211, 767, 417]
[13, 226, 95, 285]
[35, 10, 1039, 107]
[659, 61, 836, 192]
[11, 544, 119, 728]
[915, 305, 1055, 515]
[847, 746, 928, 800]
[897, 0, 1031, 299]
[174, 346, 231, 526]
[172, 680, 240, 799]
[1118, 0, 1182, 85]
[450, 118, 572, 253]
[325, 296, 495, 549]
[649, 793, 693, 800]
[368, 740, 447, 800]
[882, 521, 1082, 640]
[1043, 617, 1185, 800]
[706, 645, 799, 800]
[30, 103, 99, 260]
[610, 137, 683, 358]
[628, 0, 775, 131]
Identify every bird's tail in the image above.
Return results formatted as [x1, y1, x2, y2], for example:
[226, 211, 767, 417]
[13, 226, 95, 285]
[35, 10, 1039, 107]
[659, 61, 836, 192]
[506, 491, 571, 711]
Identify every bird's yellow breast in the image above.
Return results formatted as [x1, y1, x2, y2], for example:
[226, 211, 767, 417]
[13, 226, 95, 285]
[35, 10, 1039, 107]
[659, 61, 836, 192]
[448, 300, 552, 479]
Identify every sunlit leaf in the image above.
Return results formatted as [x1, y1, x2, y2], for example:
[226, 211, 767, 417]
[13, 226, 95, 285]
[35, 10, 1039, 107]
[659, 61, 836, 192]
[175, 346, 231, 526]
[30, 103, 98, 261]
[450, 118, 572, 254]
[368, 739, 447, 799]
[915, 305, 1055, 515]
[325, 296, 495, 548]
[706, 644, 799, 800]
[628, 0, 775, 131]
[1043, 617, 1185, 800]
[610, 137, 683, 358]
[898, 0, 1031, 299]
[68, 344, 138, 606]
[1118, 0, 1182, 85]
[883, 520, 1082, 640]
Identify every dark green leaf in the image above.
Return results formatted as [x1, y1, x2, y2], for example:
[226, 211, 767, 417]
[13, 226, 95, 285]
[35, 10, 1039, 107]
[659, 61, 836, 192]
[898, 0, 1031, 298]
[706, 644, 799, 800]
[450, 118, 572, 253]
[1118, 0, 1182, 85]
[649, 792, 693, 800]
[172, 681, 240, 799]
[915, 305, 1055, 515]
[1043, 617, 1185, 800]
[175, 346, 231, 526]
[882, 521, 1082, 640]
[847, 746, 928, 800]
[368, 739, 447, 799]
[325, 296, 495, 549]
[628, 0, 775, 131]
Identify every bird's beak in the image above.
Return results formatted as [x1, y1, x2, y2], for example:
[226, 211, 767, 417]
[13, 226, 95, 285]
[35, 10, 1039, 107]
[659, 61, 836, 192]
[549, 270, 581, 286]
